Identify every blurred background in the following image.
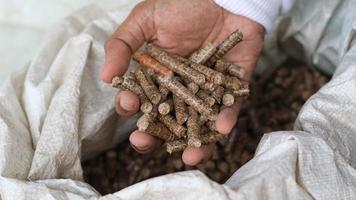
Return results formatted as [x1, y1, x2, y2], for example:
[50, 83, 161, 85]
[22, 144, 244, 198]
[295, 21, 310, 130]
[0, 0, 100, 85]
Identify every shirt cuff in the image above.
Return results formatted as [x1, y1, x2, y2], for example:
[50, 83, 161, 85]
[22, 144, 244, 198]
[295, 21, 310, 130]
[214, 0, 295, 32]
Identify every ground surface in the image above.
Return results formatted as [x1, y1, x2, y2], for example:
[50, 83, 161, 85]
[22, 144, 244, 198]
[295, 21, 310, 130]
[82, 61, 329, 194]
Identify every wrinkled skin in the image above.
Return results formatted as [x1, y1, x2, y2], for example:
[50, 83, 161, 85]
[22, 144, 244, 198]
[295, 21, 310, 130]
[101, 0, 264, 166]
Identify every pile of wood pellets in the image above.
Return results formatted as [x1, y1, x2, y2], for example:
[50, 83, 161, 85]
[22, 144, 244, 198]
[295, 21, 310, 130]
[83, 61, 329, 194]
[111, 30, 247, 153]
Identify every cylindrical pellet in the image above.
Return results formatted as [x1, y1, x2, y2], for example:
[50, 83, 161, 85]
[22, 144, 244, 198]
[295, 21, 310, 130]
[133, 51, 174, 77]
[224, 76, 242, 90]
[173, 95, 189, 125]
[137, 115, 176, 141]
[199, 114, 208, 126]
[208, 30, 243, 65]
[211, 86, 224, 104]
[166, 140, 187, 154]
[189, 43, 217, 64]
[182, 77, 199, 94]
[187, 83, 199, 94]
[190, 63, 224, 85]
[158, 99, 174, 115]
[206, 120, 217, 132]
[222, 92, 235, 106]
[112, 75, 152, 112]
[146, 44, 206, 85]
[215, 60, 246, 79]
[157, 76, 218, 121]
[159, 114, 187, 138]
[134, 67, 162, 105]
[187, 107, 202, 148]
[158, 85, 170, 100]
[196, 90, 216, 107]
[233, 88, 250, 97]
[140, 102, 153, 114]
[171, 54, 191, 65]
[201, 81, 217, 92]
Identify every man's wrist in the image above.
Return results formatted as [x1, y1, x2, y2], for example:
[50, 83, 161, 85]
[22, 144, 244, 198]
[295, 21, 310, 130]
[214, 0, 295, 32]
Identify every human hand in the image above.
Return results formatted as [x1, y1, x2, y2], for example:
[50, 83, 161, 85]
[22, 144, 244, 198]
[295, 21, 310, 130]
[101, 0, 264, 165]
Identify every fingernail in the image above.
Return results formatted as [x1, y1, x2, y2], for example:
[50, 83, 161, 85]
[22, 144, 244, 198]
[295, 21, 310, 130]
[131, 143, 150, 152]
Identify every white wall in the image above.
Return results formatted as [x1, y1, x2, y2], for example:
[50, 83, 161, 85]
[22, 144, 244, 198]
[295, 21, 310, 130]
[0, 0, 99, 85]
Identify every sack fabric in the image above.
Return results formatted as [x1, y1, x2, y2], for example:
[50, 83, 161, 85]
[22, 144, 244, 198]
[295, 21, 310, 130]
[0, 0, 355, 199]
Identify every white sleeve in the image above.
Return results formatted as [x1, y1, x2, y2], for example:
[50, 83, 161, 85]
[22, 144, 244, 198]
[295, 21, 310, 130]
[213, 0, 295, 32]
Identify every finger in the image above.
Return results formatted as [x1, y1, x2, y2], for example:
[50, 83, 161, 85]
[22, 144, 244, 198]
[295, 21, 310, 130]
[129, 130, 162, 154]
[182, 144, 214, 166]
[224, 29, 264, 81]
[115, 90, 140, 116]
[224, 39, 263, 81]
[215, 98, 243, 134]
[101, 38, 132, 83]
[101, 1, 155, 83]
[208, 16, 264, 81]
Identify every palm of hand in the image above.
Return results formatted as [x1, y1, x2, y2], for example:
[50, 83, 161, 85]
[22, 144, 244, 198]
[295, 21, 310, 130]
[143, 0, 264, 74]
[101, 0, 265, 165]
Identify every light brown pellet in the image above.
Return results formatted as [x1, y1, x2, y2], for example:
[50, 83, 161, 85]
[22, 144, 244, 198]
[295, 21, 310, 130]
[126, 71, 136, 80]
[224, 76, 242, 90]
[158, 85, 170, 101]
[173, 95, 189, 125]
[233, 88, 250, 97]
[140, 102, 153, 114]
[206, 121, 217, 132]
[134, 67, 162, 105]
[201, 81, 217, 92]
[112, 75, 152, 111]
[146, 44, 206, 85]
[189, 43, 217, 64]
[187, 83, 200, 94]
[222, 92, 235, 106]
[187, 107, 202, 148]
[196, 90, 216, 107]
[157, 75, 218, 121]
[171, 53, 224, 85]
[158, 99, 174, 115]
[199, 114, 208, 126]
[190, 63, 224, 85]
[166, 140, 187, 154]
[208, 30, 243, 65]
[199, 104, 219, 126]
[181, 77, 199, 94]
[171, 54, 191, 65]
[138, 113, 155, 123]
[137, 115, 176, 142]
[211, 86, 225, 104]
[159, 114, 187, 138]
[215, 60, 246, 79]
[214, 60, 228, 73]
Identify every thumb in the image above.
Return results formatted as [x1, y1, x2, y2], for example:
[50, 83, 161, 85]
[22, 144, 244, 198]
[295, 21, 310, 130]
[101, 2, 155, 83]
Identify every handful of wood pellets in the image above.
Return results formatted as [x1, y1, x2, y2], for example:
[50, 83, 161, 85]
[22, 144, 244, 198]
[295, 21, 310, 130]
[111, 30, 249, 154]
